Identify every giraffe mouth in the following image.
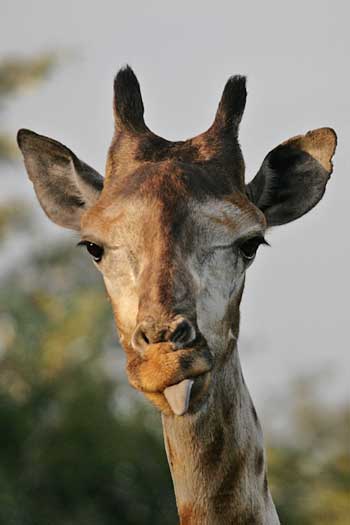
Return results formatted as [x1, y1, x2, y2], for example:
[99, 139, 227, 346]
[125, 337, 213, 416]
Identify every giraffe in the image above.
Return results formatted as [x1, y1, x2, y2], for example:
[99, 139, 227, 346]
[18, 66, 337, 524]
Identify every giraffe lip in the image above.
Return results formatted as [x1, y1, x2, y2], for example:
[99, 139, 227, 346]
[164, 379, 194, 416]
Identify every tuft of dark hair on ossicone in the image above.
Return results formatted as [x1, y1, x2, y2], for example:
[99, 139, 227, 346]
[213, 75, 247, 135]
[113, 65, 147, 133]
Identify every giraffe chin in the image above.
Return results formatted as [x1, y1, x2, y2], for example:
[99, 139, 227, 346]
[164, 372, 211, 416]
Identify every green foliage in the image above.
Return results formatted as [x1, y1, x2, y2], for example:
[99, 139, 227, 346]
[0, 53, 56, 162]
[0, 134, 18, 161]
[0, 54, 56, 98]
[0, 200, 33, 241]
[268, 384, 350, 525]
[0, 358, 177, 525]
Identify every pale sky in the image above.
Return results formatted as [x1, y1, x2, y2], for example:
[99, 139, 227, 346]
[1, 0, 349, 413]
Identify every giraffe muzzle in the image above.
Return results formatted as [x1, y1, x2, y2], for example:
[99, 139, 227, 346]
[131, 316, 197, 353]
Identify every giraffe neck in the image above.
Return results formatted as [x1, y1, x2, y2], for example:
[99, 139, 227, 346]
[162, 348, 280, 525]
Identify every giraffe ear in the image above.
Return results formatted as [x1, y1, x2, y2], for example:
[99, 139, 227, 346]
[246, 128, 337, 227]
[17, 129, 104, 231]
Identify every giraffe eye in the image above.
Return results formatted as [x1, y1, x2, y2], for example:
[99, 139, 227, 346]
[78, 241, 104, 262]
[238, 236, 268, 261]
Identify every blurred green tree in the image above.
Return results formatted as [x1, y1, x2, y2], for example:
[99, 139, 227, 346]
[0, 53, 56, 162]
[0, 53, 57, 243]
[268, 381, 350, 525]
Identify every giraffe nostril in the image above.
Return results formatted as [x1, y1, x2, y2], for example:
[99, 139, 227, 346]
[141, 331, 149, 345]
[132, 317, 196, 351]
[170, 319, 196, 347]
[131, 324, 149, 353]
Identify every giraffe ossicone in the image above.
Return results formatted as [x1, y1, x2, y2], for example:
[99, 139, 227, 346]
[18, 65, 337, 525]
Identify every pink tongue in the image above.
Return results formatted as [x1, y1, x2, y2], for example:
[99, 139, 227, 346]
[164, 379, 194, 416]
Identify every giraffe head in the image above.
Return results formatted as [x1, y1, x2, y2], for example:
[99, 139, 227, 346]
[18, 67, 336, 416]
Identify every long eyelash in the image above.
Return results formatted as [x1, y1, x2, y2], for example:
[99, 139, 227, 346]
[237, 236, 270, 249]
